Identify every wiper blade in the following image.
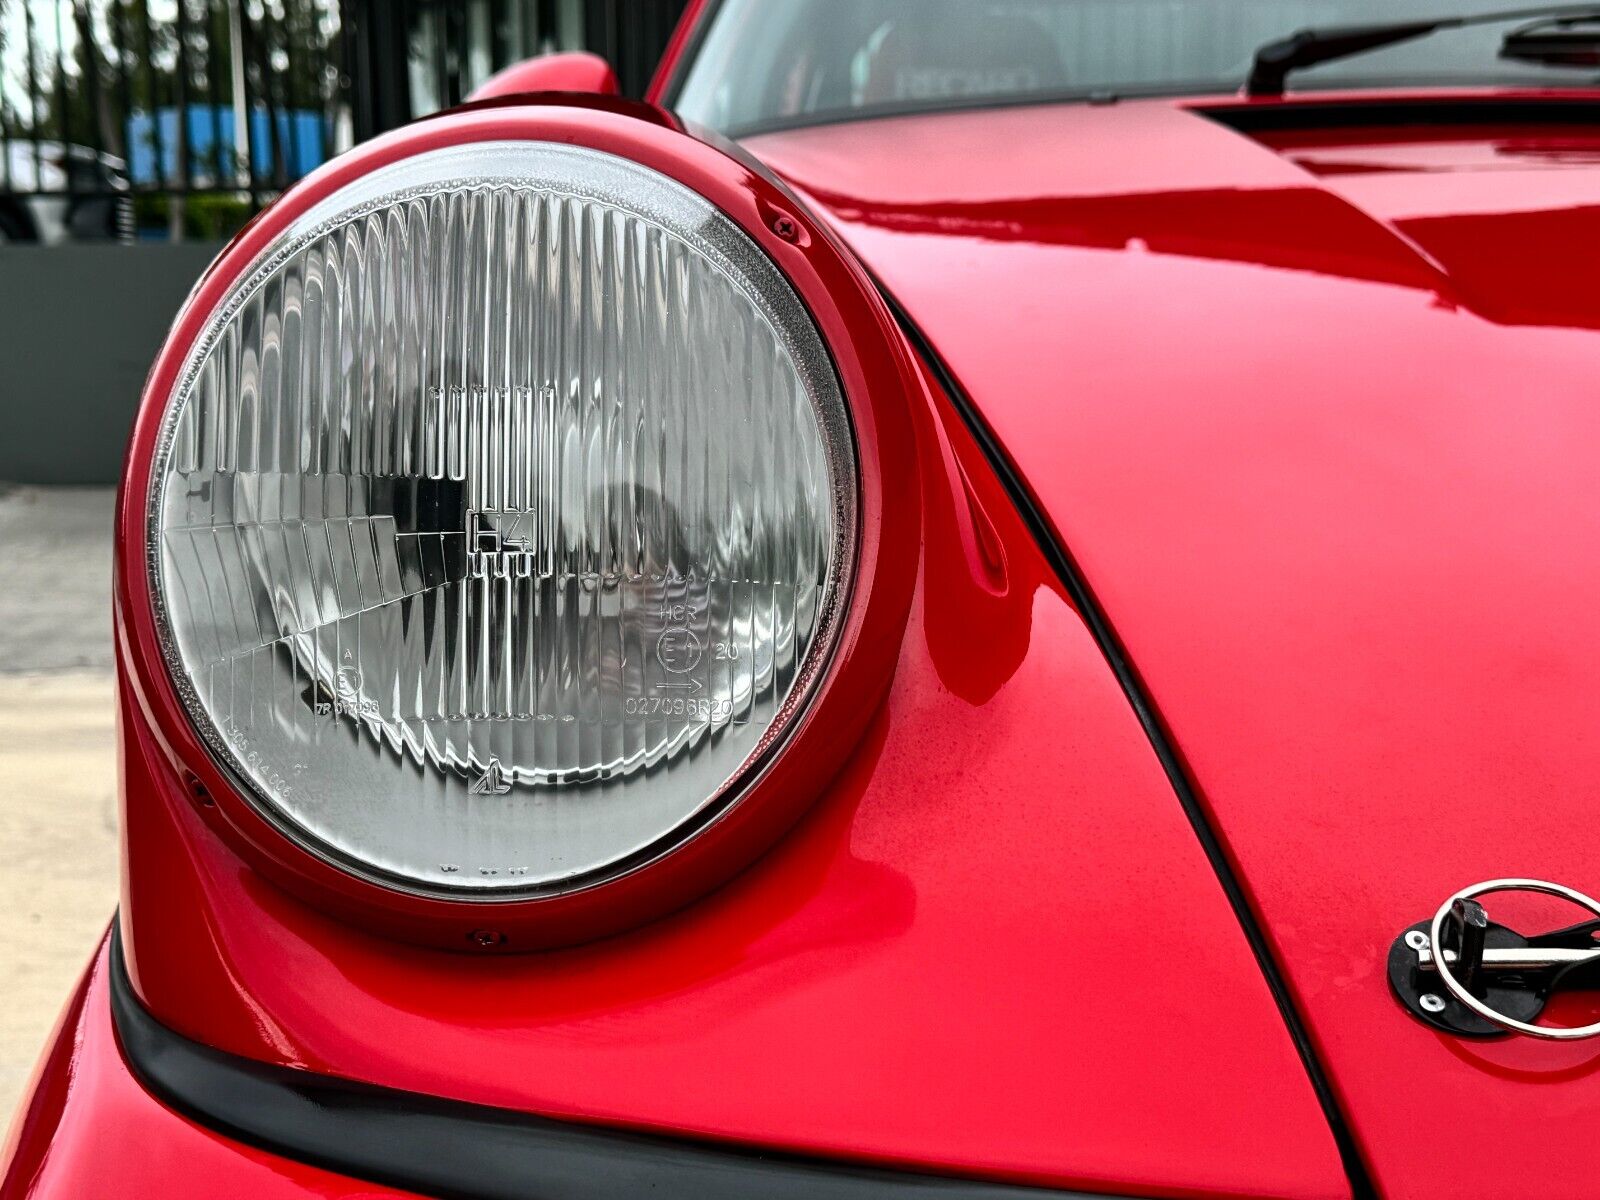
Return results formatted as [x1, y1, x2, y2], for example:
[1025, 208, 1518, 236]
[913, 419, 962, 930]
[1503, 14, 1600, 66]
[1246, 4, 1600, 96]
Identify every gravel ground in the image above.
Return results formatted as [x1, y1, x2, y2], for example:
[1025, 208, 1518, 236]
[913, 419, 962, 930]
[0, 486, 120, 1125]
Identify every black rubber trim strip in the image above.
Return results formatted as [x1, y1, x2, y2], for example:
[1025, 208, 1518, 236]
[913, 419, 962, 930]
[108, 929, 1117, 1200]
[880, 293, 1378, 1200]
[1202, 95, 1600, 134]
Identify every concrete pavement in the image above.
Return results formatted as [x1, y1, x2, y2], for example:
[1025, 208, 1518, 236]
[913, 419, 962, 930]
[0, 486, 120, 1123]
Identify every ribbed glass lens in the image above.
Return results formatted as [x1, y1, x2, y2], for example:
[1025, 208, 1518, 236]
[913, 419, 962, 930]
[150, 143, 855, 896]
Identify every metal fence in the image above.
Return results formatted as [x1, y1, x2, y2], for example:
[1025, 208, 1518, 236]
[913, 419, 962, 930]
[0, 0, 347, 241]
[582, 0, 688, 102]
[0, 0, 688, 244]
[344, 0, 689, 140]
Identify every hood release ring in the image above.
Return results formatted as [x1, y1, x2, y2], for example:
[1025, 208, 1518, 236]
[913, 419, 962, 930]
[1388, 878, 1600, 1040]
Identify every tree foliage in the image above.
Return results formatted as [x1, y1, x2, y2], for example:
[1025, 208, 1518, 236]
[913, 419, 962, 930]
[2, 0, 341, 166]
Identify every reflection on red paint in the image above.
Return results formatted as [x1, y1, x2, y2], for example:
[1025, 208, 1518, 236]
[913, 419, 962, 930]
[751, 92, 1600, 1200]
[112, 307, 1345, 1198]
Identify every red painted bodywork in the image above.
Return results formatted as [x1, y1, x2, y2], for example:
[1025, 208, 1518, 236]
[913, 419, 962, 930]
[0, 77, 1341, 1200]
[745, 92, 1600, 1200]
[466, 51, 619, 102]
[102, 295, 1346, 1199]
[0, 936, 427, 1200]
[646, 0, 710, 102]
[11, 0, 1600, 1192]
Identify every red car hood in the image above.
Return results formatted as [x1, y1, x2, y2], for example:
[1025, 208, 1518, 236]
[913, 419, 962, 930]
[749, 96, 1600, 1200]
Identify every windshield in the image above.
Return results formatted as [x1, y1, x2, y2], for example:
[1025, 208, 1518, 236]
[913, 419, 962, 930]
[672, 1, 1597, 135]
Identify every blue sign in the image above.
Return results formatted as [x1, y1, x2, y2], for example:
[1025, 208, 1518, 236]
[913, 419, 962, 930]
[125, 105, 330, 184]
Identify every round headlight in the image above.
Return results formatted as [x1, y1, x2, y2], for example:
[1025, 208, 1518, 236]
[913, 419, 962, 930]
[149, 141, 856, 898]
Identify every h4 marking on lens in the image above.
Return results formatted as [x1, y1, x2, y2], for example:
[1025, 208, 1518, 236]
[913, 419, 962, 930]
[467, 509, 539, 577]
[469, 758, 512, 795]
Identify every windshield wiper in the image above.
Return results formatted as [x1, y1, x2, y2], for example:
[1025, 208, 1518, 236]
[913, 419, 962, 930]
[1246, 4, 1600, 96]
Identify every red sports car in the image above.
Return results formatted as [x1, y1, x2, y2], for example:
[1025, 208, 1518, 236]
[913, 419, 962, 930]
[9, 3, 1600, 1198]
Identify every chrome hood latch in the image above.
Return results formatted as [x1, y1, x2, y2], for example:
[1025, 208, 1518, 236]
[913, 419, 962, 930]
[1389, 879, 1600, 1040]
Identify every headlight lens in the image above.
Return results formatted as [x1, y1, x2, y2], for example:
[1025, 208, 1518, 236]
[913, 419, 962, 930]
[150, 142, 855, 897]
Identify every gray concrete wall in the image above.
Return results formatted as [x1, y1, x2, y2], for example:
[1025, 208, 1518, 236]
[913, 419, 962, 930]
[0, 243, 224, 485]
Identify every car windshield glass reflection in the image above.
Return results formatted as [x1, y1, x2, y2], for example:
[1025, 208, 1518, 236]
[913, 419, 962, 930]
[673, 0, 1598, 135]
